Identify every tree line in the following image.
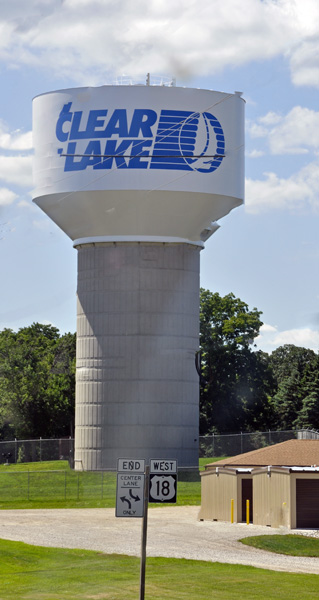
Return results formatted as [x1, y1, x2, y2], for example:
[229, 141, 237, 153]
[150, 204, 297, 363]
[0, 324, 75, 440]
[199, 289, 319, 435]
[0, 289, 318, 440]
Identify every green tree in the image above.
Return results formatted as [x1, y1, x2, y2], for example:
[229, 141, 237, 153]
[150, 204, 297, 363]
[269, 344, 316, 385]
[0, 324, 75, 440]
[291, 354, 319, 430]
[269, 345, 319, 430]
[271, 368, 303, 430]
[199, 289, 275, 434]
[46, 332, 76, 436]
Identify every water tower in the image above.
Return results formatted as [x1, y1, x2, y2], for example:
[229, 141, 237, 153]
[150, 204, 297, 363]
[32, 81, 244, 470]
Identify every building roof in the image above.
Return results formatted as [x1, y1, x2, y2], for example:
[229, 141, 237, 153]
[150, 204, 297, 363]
[205, 439, 319, 469]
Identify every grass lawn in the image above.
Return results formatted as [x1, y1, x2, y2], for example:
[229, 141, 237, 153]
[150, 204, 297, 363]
[0, 461, 68, 472]
[240, 535, 319, 557]
[0, 462, 117, 510]
[0, 538, 318, 600]
[199, 456, 227, 469]
[0, 458, 226, 510]
[1, 459, 319, 598]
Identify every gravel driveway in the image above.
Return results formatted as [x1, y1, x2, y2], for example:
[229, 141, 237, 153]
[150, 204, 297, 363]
[0, 506, 318, 574]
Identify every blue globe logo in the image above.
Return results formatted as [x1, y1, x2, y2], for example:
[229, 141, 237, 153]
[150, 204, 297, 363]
[178, 111, 225, 173]
[151, 109, 225, 173]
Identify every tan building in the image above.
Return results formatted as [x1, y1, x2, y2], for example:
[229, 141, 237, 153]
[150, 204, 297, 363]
[199, 439, 319, 529]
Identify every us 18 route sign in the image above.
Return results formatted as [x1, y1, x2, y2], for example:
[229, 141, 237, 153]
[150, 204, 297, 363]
[149, 459, 177, 503]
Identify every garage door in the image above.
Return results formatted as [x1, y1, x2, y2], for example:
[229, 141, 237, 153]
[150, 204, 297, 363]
[296, 479, 319, 528]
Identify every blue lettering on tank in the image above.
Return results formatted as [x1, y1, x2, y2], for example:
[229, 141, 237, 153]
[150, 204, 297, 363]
[85, 110, 108, 138]
[103, 109, 129, 138]
[56, 103, 73, 142]
[57, 104, 225, 174]
[64, 142, 83, 171]
[128, 109, 157, 137]
[129, 140, 152, 168]
[69, 111, 93, 140]
[92, 140, 132, 170]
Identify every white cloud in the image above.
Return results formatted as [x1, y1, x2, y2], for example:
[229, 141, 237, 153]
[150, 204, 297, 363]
[273, 328, 319, 350]
[289, 37, 319, 89]
[255, 323, 319, 353]
[269, 107, 319, 155]
[287, 0, 319, 34]
[248, 107, 319, 155]
[0, 0, 318, 84]
[259, 323, 277, 334]
[0, 187, 17, 206]
[248, 123, 269, 139]
[0, 122, 32, 151]
[0, 121, 33, 197]
[258, 112, 282, 126]
[0, 156, 33, 188]
[18, 199, 35, 210]
[0, 20, 15, 54]
[245, 161, 319, 214]
[284, 0, 319, 88]
[246, 150, 265, 158]
[32, 219, 51, 230]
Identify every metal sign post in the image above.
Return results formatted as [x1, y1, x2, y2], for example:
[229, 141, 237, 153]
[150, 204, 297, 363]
[139, 465, 149, 600]
[115, 458, 177, 600]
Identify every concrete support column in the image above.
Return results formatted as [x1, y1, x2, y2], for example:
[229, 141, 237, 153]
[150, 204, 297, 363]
[74, 242, 200, 470]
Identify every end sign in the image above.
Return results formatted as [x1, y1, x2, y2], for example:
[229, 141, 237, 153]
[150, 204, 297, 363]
[149, 459, 177, 503]
[116, 458, 145, 518]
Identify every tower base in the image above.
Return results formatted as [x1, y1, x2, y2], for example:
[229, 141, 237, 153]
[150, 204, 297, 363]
[74, 242, 200, 470]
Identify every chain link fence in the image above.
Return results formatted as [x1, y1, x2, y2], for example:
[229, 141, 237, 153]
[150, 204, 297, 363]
[199, 429, 319, 458]
[0, 438, 74, 466]
[0, 469, 116, 504]
[0, 430, 318, 466]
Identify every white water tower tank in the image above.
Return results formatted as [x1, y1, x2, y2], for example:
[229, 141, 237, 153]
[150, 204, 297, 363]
[32, 83, 244, 469]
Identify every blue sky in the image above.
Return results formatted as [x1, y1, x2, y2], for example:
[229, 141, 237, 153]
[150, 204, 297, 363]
[0, 0, 319, 354]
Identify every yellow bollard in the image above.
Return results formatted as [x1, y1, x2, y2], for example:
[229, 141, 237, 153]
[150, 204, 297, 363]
[246, 499, 250, 525]
[231, 499, 234, 523]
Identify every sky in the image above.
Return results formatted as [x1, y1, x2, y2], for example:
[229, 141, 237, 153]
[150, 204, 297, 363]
[0, 0, 319, 355]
